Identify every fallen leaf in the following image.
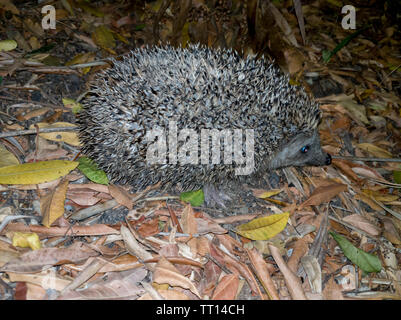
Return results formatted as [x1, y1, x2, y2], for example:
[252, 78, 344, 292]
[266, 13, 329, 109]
[29, 122, 80, 146]
[0, 144, 19, 168]
[41, 179, 69, 227]
[357, 143, 392, 158]
[330, 231, 382, 273]
[0, 242, 99, 273]
[236, 212, 289, 240]
[12, 232, 41, 250]
[108, 184, 133, 209]
[300, 183, 347, 208]
[153, 256, 201, 298]
[342, 214, 380, 236]
[0, 160, 78, 185]
[211, 274, 239, 300]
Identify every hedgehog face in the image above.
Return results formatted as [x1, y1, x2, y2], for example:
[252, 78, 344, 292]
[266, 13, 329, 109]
[268, 131, 331, 170]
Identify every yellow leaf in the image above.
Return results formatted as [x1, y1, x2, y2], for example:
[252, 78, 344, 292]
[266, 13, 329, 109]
[62, 98, 83, 113]
[0, 39, 17, 52]
[362, 189, 398, 202]
[92, 25, 116, 50]
[0, 160, 78, 185]
[29, 122, 80, 146]
[236, 212, 290, 240]
[41, 179, 69, 227]
[12, 232, 41, 250]
[152, 283, 169, 291]
[357, 143, 392, 158]
[254, 189, 283, 199]
[0, 145, 19, 168]
[65, 52, 95, 74]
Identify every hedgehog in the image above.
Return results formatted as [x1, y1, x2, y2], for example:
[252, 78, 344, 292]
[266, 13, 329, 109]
[78, 44, 331, 206]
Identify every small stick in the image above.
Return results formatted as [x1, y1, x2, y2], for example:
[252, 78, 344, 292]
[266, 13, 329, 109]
[0, 127, 76, 138]
[331, 155, 401, 163]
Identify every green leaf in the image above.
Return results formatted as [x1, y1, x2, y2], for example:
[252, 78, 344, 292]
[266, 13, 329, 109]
[329, 231, 382, 273]
[180, 189, 204, 207]
[393, 171, 401, 184]
[78, 157, 109, 185]
[323, 25, 371, 63]
[134, 24, 146, 31]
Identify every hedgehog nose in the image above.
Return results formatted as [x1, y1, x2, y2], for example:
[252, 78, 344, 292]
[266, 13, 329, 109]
[325, 153, 332, 165]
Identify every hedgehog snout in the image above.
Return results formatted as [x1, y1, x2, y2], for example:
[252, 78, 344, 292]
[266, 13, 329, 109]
[325, 153, 332, 165]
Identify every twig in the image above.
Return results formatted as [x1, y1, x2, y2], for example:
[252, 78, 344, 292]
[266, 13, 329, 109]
[331, 155, 401, 163]
[0, 215, 41, 234]
[0, 126, 77, 139]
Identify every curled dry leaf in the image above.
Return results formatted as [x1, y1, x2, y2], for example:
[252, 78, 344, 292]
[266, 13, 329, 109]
[108, 184, 133, 210]
[4, 222, 119, 237]
[246, 248, 279, 300]
[0, 242, 99, 273]
[41, 178, 69, 228]
[268, 244, 307, 300]
[58, 268, 147, 300]
[300, 255, 322, 294]
[342, 214, 380, 236]
[300, 183, 347, 208]
[120, 225, 153, 261]
[211, 273, 240, 300]
[181, 205, 197, 256]
[153, 256, 201, 298]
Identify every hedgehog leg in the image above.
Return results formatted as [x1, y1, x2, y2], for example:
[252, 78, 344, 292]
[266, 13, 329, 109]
[203, 184, 232, 208]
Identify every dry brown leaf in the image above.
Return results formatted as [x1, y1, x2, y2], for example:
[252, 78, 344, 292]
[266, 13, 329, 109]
[108, 184, 133, 210]
[351, 166, 385, 180]
[65, 254, 141, 274]
[196, 236, 211, 257]
[287, 237, 310, 273]
[7, 270, 71, 291]
[213, 244, 263, 299]
[300, 183, 348, 208]
[137, 218, 160, 237]
[0, 242, 99, 273]
[322, 277, 344, 300]
[120, 225, 153, 261]
[57, 268, 147, 300]
[269, 244, 307, 300]
[382, 217, 401, 245]
[342, 214, 380, 236]
[41, 178, 69, 228]
[67, 189, 101, 206]
[21, 107, 51, 120]
[68, 183, 110, 193]
[25, 282, 47, 300]
[211, 274, 240, 300]
[4, 223, 119, 237]
[181, 205, 197, 256]
[331, 159, 361, 182]
[196, 217, 228, 234]
[246, 248, 279, 300]
[153, 256, 201, 298]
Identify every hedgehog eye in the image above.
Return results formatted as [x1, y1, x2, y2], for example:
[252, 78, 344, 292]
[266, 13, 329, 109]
[300, 145, 310, 154]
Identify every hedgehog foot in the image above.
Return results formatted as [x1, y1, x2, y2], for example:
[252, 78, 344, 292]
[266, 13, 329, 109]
[203, 184, 232, 208]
